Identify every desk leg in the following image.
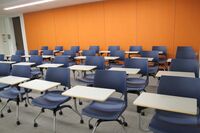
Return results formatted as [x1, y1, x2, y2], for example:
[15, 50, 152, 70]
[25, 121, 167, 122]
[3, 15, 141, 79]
[138, 110, 151, 132]
[73, 98, 84, 123]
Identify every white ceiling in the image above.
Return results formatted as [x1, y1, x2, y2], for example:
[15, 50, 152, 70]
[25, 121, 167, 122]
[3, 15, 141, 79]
[0, 0, 103, 16]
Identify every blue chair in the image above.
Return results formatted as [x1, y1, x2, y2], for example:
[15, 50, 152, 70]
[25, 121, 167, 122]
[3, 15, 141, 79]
[43, 50, 53, 55]
[108, 46, 120, 52]
[78, 56, 105, 84]
[170, 59, 199, 78]
[152, 46, 167, 70]
[29, 50, 38, 55]
[89, 46, 100, 53]
[11, 55, 21, 63]
[126, 58, 149, 95]
[129, 46, 142, 53]
[110, 50, 125, 67]
[0, 63, 11, 91]
[0, 54, 4, 61]
[63, 50, 76, 66]
[53, 56, 69, 67]
[141, 51, 159, 77]
[41, 46, 48, 50]
[82, 50, 96, 56]
[55, 46, 63, 51]
[0, 65, 31, 125]
[32, 68, 83, 133]
[70, 46, 80, 53]
[176, 46, 196, 59]
[29, 55, 43, 78]
[149, 76, 200, 133]
[15, 50, 25, 55]
[82, 70, 128, 132]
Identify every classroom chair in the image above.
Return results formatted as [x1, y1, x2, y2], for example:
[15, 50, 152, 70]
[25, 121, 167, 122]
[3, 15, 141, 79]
[89, 46, 100, 53]
[149, 76, 200, 133]
[141, 51, 159, 77]
[11, 55, 21, 63]
[176, 46, 196, 59]
[170, 59, 199, 78]
[82, 70, 128, 133]
[129, 46, 142, 53]
[108, 46, 120, 52]
[29, 50, 38, 55]
[41, 46, 48, 50]
[0, 63, 11, 91]
[0, 54, 4, 61]
[42, 50, 53, 55]
[55, 46, 63, 51]
[15, 50, 25, 55]
[70, 46, 80, 53]
[32, 68, 83, 133]
[0, 65, 32, 125]
[62, 50, 76, 66]
[53, 56, 69, 67]
[29, 55, 43, 78]
[110, 50, 125, 67]
[82, 50, 96, 56]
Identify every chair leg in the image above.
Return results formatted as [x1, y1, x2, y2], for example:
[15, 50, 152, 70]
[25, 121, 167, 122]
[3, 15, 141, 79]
[138, 110, 151, 132]
[116, 119, 127, 133]
[0, 100, 10, 118]
[53, 111, 56, 133]
[88, 118, 94, 129]
[33, 109, 44, 127]
[120, 116, 128, 127]
[92, 120, 101, 133]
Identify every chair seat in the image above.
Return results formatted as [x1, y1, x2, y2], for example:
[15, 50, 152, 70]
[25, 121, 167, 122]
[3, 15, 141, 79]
[0, 83, 9, 91]
[158, 59, 167, 64]
[32, 91, 71, 109]
[149, 114, 200, 133]
[0, 87, 25, 99]
[109, 64, 124, 68]
[149, 66, 159, 74]
[77, 73, 94, 84]
[156, 111, 199, 125]
[31, 69, 42, 76]
[126, 78, 147, 92]
[82, 97, 126, 120]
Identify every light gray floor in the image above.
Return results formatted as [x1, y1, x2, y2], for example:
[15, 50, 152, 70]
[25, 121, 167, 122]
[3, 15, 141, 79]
[0, 72, 158, 133]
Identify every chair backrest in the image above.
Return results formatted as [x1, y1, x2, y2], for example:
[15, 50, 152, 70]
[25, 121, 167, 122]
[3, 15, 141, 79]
[85, 56, 105, 70]
[176, 46, 196, 59]
[45, 68, 71, 88]
[152, 46, 167, 55]
[11, 65, 31, 78]
[0, 63, 11, 76]
[43, 50, 53, 55]
[30, 55, 43, 66]
[170, 59, 199, 78]
[15, 50, 25, 55]
[94, 70, 127, 102]
[89, 46, 100, 53]
[110, 50, 125, 61]
[29, 50, 38, 55]
[125, 58, 149, 76]
[158, 76, 200, 107]
[11, 55, 21, 63]
[0, 54, 4, 61]
[55, 46, 63, 51]
[82, 50, 96, 56]
[70, 46, 80, 53]
[53, 56, 69, 67]
[63, 50, 76, 58]
[108, 46, 120, 52]
[41, 46, 48, 50]
[129, 46, 142, 52]
[141, 51, 159, 62]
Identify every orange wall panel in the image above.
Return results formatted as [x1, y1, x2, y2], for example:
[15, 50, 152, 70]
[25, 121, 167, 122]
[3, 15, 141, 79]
[24, 0, 200, 57]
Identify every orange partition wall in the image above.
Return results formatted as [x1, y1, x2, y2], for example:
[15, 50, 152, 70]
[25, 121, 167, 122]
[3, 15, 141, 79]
[24, 0, 200, 57]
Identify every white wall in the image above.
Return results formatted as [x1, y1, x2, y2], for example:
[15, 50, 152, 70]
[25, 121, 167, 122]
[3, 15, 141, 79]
[0, 16, 16, 55]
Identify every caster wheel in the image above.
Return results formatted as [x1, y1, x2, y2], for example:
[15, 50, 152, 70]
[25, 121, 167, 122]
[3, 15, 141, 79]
[0, 114, 4, 118]
[89, 124, 93, 130]
[41, 109, 45, 113]
[79, 101, 83, 105]
[16, 121, 20, 125]
[0, 99, 1, 102]
[80, 119, 84, 124]
[59, 111, 63, 115]
[25, 104, 28, 107]
[34, 123, 38, 127]
[7, 109, 11, 113]
[123, 122, 128, 127]
[141, 112, 145, 116]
